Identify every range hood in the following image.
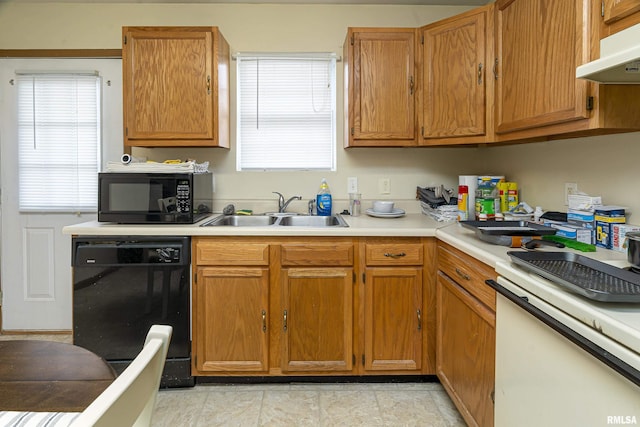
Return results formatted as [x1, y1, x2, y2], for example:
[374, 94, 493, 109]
[576, 23, 640, 84]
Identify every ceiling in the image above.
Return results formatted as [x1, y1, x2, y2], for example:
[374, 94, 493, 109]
[5, 0, 491, 5]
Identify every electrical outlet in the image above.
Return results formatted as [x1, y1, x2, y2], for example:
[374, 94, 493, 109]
[564, 182, 578, 205]
[347, 177, 358, 193]
[379, 178, 391, 194]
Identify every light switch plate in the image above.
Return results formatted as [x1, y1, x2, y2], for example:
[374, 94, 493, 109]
[564, 182, 577, 205]
[347, 177, 358, 193]
[379, 178, 391, 194]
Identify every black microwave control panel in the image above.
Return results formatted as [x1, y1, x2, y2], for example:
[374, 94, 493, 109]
[176, 180, 191, 213]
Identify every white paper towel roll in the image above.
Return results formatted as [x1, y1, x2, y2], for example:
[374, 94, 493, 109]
[459, 175, 478, 220]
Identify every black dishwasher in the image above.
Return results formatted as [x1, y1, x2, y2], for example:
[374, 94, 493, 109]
[72, 236, 194, 388]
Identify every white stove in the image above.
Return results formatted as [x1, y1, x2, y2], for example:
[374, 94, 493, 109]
[496, 259, 640, 361]
[493, 259, 640, 426]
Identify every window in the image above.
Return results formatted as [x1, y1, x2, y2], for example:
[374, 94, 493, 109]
[16, 72, 101, 211]
[237, 53, 336, 171]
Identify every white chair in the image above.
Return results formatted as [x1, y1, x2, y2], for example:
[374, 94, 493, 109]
[0, 325, 171, 427]
[70, 324, 172, 427]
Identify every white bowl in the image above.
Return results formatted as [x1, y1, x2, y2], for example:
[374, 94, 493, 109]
[372, 200, 394, 213]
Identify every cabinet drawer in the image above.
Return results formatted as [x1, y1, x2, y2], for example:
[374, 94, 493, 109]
[196, 242, 269, 266]
[280, 242, 354, 266]
[437, 242, 496, 311]
[365, 243, 423, 266]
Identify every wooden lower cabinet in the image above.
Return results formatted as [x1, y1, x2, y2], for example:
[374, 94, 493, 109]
[281, 267, 353, 373]
[437, 242, 496, 427]
[361, 237, 426, 373]
[193, 266, 269, 373]
[363, 266, 423, 372]
[192, 236, 434, 377]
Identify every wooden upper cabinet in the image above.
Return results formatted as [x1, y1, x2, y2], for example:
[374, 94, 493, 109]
[419, 4, 494, 145]
[602, 0, 640, 37]
[344, 28, 417, 147]
[495, 0, 591, 135]
[122, 26, 230, 148]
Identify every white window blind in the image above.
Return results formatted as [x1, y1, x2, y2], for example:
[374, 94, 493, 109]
[237, 53, 336, 171]
[17, 72, 101, 211]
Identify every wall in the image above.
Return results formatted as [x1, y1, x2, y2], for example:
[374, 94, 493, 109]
[483, 132, 640, 221]
[1, 2, 639, 220]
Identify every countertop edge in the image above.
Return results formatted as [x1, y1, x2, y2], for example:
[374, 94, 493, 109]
[61, 213, 446, 237]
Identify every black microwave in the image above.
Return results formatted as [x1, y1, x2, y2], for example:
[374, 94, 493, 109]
[98, 172, 213, 224]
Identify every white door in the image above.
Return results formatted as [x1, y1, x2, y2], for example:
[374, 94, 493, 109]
[0, 58, 122, 330]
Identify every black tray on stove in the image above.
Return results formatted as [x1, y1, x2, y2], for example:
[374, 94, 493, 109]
[508, 251, 640, 303]
[461, 221, 557, 236]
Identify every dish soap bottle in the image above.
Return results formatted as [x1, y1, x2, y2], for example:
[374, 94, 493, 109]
[316, 178, 332, 216]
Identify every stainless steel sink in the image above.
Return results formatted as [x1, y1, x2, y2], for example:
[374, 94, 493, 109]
[201, 215, 278, 227]
[278, 215, 348, 227]
[200, 214, 348, 227]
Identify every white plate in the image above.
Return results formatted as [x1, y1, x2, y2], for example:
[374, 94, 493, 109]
[366, 208, 406, 218]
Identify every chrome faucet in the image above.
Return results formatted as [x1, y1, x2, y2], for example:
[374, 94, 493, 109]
[273, 192, 302, 213]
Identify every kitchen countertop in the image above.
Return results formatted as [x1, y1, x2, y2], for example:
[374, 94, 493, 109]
[436, 220, 630, 267]
[62, 212, 446, 237]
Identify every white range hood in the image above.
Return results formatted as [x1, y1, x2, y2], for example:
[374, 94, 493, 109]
[576, 23, 640, 83]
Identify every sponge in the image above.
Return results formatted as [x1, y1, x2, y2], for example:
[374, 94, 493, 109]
[542, 235, 596, 252]
[236, 209, 253, 216]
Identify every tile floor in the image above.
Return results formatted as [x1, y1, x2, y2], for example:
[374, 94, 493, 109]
[0, 333, 465, 426]
[153, 381, 465, 427]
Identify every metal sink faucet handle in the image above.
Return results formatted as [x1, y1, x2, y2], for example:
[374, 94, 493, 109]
[273, 192, 302, 213]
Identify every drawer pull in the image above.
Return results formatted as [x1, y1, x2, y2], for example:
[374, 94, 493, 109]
[384, 252, 406, 259]
[417, 309, 422, 331]
[283, 310, 288, 332]
[262, 310, 267, 333]
[455, 268, 471, 281]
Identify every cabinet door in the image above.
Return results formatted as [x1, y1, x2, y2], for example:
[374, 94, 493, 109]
[363, 267, 423, 372]
[420, 6, 489, 143]
[495, 0, 590, 134]
[347, 29, 416, 146]
[437, 272, 495, 427]
[123, 27, 215, 144]
[602, 0, 640, 36]
[193, 267, 269, 373]
[281, 268, 354, 373]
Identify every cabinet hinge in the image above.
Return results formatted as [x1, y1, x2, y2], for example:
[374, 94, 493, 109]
[586, 96, 594, 111]
[123, 35, 127, 45]
[361, 354, 365, 365]
[352, 354, 356, 365]
[125, 127, 128, 137]
[350, 34, 354, 46]
[421, 34, 424, 45]
[421, 126, 424, 137]
[351, 127, 354, 136]
[362, 273, 366, 284]
[601, 1, 605, 17]
[352, 271, 356, 283]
